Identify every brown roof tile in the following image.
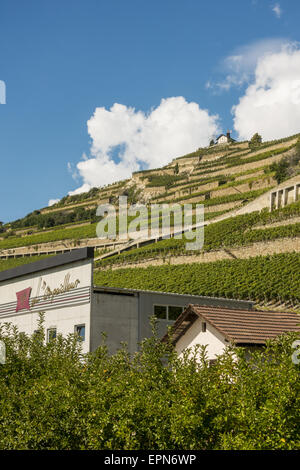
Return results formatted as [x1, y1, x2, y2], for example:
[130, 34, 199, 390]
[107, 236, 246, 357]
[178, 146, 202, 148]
[163, 304, 300, 346]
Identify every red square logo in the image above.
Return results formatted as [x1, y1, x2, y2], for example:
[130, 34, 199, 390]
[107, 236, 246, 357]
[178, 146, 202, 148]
[16, 287, 32, 312]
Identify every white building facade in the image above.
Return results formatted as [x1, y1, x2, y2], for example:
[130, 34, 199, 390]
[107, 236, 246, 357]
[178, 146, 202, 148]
[215, 131, 234, 145]
[0, 249, 94, 354]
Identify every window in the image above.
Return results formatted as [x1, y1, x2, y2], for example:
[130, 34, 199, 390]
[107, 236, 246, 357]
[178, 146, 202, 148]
[153, 305, 184, 321]
[154, 305, 167, 320]
[47, 328, 57, 342]
[75, 324, 85, 341]
[201, 322, 207, 333]
[168, 306, 184, 321]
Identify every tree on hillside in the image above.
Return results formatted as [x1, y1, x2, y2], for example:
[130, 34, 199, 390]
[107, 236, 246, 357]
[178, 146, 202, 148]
[209, 139, 215, 147]
[249, 133, 262, 148]
[291, 137, 300, 166]
[270, 158, 289, 184]
[174, 163, 179, 175]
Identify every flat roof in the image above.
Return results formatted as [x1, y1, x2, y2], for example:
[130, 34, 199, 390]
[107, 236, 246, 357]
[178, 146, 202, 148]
[93, 284, 254, 308]
[0, 247, 94, 283]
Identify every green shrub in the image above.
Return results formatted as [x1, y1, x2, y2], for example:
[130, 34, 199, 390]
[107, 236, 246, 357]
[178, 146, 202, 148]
[0, 315, 298, 449]
[249, 132, 262, 149]
[270, 158, 290, 184]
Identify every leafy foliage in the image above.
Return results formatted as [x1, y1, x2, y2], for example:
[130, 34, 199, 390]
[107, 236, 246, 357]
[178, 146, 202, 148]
[249, 133, 262, 149]
[121, 184, 143, 204]
[8, 207, 99, 232]
[268, 140, 300, 184]
[0, 316, 299, 450]
[269, 158, 290, 184]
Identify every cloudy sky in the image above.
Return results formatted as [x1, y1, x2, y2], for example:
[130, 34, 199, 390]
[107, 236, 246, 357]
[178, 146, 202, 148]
[1, 0, 300, 220]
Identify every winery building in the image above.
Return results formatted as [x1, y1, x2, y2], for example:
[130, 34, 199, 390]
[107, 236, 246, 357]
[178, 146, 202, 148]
[0, 248, 253, 354]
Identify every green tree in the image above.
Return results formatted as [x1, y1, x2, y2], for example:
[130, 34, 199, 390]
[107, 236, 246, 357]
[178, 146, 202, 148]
[249, 133, 262, 148]
[270, 158, 289, 184]
[291, 137, 300, 166]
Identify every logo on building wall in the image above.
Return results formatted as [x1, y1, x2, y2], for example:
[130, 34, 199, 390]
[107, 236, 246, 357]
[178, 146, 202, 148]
[15, 274, 80, 312]
[16, 287, 32, 312]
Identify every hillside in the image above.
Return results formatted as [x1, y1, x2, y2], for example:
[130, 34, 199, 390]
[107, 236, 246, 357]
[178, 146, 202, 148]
[1, 132, 300, 309]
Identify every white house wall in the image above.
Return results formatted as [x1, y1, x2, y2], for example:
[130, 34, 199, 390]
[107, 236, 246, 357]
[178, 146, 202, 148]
[217, 136, 228, 145]
[175, 316, 227, 360]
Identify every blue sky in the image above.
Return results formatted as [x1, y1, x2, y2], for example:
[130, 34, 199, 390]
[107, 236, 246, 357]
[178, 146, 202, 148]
[1, 0, 300, 222]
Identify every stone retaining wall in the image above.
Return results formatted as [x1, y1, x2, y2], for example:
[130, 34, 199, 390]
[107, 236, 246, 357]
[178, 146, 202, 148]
[99, 237, 300, 271]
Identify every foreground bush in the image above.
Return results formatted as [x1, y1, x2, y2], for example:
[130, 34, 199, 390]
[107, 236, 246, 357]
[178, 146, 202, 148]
[0, 315, 299, 450]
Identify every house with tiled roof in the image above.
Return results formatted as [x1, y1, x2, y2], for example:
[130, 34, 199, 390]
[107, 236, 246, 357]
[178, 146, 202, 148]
[215, 130, 235, 145]
[162, 304, 300, 360]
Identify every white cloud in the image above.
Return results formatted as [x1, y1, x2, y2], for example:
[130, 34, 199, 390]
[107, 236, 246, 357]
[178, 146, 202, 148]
[232, 43, 300, 140]
[67, 161, 79, 181]
[209, 38, 290, 92]
[69, 97, 220, 193]
[272, 3, 282, 18]
[48, 198, 60, 207]
[68, 183, 91, 196]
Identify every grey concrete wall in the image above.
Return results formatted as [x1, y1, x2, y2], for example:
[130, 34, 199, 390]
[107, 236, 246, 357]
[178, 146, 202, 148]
[138, 292, 253, 344]
[91, 289, 253, 354]
[91, 291, 139, 354]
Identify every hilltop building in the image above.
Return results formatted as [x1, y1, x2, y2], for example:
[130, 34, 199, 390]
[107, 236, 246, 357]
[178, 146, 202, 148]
[215, 130, 235, 145]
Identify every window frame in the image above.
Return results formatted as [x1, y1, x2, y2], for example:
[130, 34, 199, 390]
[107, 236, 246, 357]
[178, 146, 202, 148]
[167, 305, 184, 321]
[153, 304, 184, 321]
[74, 324, 86, 342]
[47, 327, 57, 342]
[153, 304, 168, 320]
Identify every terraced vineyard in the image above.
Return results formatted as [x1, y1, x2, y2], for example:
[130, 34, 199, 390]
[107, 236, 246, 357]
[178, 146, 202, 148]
[0, 254, 53, 272]
[96, 200, 300, 267]
[1, 132, 300, 307]
[94, 253, 300, 303]
[0, 208, 233, 253]
[0, 222, 99, 250]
